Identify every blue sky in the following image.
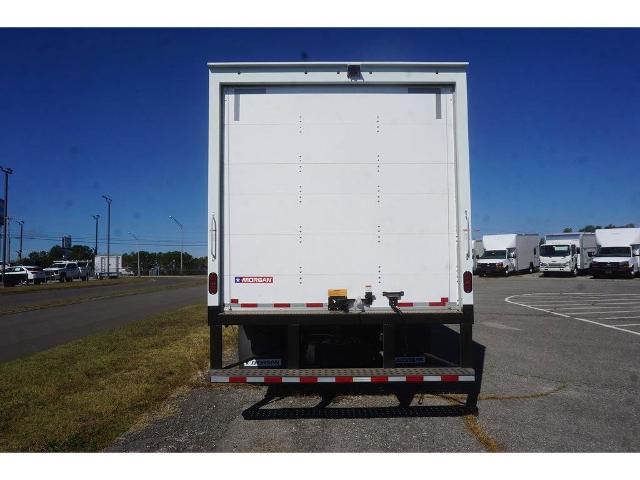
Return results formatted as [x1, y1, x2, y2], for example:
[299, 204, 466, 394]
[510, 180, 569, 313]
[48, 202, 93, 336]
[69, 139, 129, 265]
[1, 28, 639, 257]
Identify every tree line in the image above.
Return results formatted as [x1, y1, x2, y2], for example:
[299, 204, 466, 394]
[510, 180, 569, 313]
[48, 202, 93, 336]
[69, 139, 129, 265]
[562, 223, 636, 233]
[19, 245, 206, 275]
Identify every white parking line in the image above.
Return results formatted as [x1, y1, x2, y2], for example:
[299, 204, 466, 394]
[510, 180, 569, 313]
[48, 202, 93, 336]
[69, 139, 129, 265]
[561, 310, 640, 315]
[505, 294, 640, 337]
[527, 301, 640, 307]
[552, 303, 640, 310]
[600, 315, 640, 320]
[612, 323, 640, 327]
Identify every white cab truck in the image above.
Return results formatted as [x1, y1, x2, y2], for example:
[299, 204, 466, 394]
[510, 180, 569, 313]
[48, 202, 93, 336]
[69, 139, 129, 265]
[472, 239, 484, 274]
[94, 255, 122, 279]
[591, 228, 640, 278]
[540, 232, 597, 276]
[477, 234, 540, 276]
[207, 62, 477, 407]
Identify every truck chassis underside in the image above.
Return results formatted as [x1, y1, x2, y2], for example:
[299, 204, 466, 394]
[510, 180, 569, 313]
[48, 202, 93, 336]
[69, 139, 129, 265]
[208, 306, 478, 411]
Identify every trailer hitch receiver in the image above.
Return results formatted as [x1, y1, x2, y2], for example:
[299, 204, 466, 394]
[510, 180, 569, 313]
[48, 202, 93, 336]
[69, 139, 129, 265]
[382, 291, 404, 308]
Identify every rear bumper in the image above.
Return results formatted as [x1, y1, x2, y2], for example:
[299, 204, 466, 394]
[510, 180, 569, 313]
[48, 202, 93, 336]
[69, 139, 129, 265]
[210, 367, 475, 384]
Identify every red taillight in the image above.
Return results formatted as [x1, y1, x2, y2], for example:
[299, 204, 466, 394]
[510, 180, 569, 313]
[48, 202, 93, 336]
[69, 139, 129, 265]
[463, 271, 472, 293]
[208, 272, 218, 295]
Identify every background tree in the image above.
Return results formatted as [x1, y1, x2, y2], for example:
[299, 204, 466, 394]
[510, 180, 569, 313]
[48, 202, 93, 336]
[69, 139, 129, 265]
[562, 227, 573, 232]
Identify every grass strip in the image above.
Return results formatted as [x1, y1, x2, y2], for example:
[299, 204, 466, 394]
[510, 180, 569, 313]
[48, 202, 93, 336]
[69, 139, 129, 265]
[0, 279, 205, 316]
[0, 303, 236, 452]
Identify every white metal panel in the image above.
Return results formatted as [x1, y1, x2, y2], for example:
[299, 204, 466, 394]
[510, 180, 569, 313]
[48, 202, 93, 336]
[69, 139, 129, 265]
[222, 84, 458, 307]
[208, 62, 474, 311]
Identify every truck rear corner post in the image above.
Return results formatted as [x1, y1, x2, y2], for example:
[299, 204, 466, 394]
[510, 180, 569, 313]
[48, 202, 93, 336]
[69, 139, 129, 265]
[207, 62, 477, 410]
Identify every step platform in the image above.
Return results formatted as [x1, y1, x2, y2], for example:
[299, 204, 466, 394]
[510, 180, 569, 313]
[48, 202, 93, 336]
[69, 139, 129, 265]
[209, 367, 475, 384]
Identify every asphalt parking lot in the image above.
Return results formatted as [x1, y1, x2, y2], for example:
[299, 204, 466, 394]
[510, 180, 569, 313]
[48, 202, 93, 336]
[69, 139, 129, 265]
[107, 273, 640, 452]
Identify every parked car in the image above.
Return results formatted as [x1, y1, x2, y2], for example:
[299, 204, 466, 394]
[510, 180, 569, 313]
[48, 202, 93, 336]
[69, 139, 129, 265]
[43, 261, 88, 282]
[3, 265, 46, 286]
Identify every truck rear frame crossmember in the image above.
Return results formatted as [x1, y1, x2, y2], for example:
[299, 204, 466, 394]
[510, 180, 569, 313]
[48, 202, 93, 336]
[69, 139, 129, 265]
[208, 306, 475, 382]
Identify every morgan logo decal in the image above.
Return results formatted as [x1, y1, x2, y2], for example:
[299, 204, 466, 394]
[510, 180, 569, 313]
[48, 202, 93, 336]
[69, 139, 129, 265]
[235, 276, 273, 284]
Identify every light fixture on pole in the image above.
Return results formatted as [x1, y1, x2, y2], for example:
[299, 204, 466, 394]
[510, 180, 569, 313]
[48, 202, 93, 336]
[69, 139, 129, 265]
[127, 231, 140, 277]
[169, 215, 184, 275]
[1, 165, 13, 287]
[102, 195, 112, 279]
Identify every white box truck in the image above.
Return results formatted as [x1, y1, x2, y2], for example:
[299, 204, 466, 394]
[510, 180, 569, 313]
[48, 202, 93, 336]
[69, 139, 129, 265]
[477, 233, 540, 276]
[540, 232, 597, 276]
[472, 239, 484, 274]
[591, 228, 640, 278]
[207, 62, 476, 407]
[94, 255, 122, 279]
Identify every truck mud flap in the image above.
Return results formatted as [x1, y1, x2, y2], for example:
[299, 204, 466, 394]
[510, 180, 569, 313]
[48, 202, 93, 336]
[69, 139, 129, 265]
[209, 367, 475, 384]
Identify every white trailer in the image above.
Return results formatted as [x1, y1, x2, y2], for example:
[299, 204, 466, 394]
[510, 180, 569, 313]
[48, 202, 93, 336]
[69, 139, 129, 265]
[540, 232, 597, 276]
[472, 239, 484, 274]
[477, 233, 540, 276]
[206, 62, 476, 406]
[94, 255, 122, 279]
[591, 228, 640, 278]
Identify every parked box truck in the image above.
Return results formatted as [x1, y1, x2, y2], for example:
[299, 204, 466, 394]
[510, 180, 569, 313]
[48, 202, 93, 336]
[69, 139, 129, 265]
[472, 239, 484, 274]
[539, 232, 597, 276]
[477, 234, 540, 276]
[591, 228, 640, 278]
[207, 62, 476, 407]
[94, 255, 122, 279]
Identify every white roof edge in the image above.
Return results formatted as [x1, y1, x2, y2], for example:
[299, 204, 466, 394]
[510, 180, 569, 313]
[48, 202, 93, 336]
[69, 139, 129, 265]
[207, 61, 468, 68]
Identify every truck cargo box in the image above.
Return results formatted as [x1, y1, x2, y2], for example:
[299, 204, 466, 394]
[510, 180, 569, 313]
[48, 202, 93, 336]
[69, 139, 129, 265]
[207, 62, 476, 402]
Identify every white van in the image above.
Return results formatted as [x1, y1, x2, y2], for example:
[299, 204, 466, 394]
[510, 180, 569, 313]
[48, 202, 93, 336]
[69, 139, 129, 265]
[591, 228, 640, 278]
[477, 234, 540, 276]
[472, 239, 484, 274]
[540, 232, 597, 276]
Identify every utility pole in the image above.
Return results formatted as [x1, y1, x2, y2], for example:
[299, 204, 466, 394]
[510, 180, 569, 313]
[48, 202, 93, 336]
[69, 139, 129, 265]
[169, 216, 184, 275]
[1, 166, 12, 287]
[92, 215, 100, 255]
[102, 196, 112, 279]
[128, 232, 140, 277]
[15, 219, 24, 261]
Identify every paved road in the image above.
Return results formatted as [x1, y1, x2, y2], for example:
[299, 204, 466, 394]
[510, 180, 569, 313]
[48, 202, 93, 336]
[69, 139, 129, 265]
[0, 278, 205, 362]
[108, 274, 640, 452]
[0, 277, 199, 308]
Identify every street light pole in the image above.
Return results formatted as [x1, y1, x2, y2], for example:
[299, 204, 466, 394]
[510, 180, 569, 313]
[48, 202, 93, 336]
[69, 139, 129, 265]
[92, 215, 100, 255]
[15, 219, 24, 261]
[169, 216, 183, 275]
[128, 232, 140, 277]
[1, 166, 13, 286]
[102, 196, 112, 279]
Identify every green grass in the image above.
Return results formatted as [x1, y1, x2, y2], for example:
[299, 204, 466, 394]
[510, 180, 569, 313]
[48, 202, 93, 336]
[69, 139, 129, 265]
[0, 303, 236, 452]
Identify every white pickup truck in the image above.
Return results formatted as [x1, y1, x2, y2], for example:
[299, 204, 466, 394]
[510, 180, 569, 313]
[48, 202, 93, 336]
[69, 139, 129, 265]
[43, 261, 89, 282]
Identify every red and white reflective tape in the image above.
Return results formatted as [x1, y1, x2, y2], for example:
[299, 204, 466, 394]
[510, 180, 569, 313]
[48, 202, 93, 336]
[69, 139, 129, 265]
[229, 301, 328, 309]
[228, 297, 450, 309]
[210, 374, 474, 383]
